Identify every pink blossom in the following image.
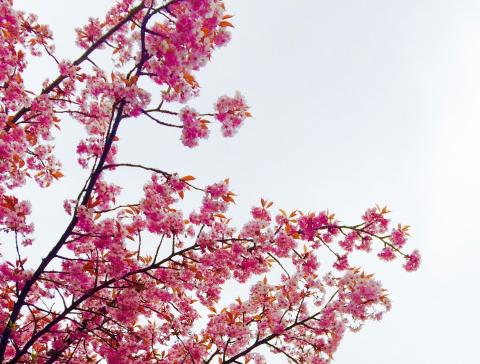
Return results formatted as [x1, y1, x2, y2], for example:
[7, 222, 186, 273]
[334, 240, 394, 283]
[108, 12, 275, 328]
[390, 228, 407, 248]
[378, 247, 396, 261]
[179, 106, 209, 147]
[214, 91, 250, 137]
[334, 255, 350, 271]
[404, 249, 421, 271]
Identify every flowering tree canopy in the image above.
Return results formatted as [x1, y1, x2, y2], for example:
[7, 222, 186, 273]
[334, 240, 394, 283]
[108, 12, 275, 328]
[0, 0, 420, 363]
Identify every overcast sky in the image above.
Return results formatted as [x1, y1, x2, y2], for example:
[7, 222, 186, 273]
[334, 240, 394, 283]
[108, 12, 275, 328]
[12, 0, 480, 363]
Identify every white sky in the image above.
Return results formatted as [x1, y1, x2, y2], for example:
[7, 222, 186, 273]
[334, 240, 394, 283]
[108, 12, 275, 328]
[10, 0, 480, 363]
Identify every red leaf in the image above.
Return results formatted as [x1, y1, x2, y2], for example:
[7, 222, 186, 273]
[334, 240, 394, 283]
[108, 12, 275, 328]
[180, 175, 196, 182]
[219, 21, 234, 28]
[51, 170, 64, 180]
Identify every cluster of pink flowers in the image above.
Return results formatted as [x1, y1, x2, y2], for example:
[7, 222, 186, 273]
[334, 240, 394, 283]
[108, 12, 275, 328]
[214, 91, 251, 137]
[143, 0, 235, 102]
[179, 107, 209, 147]
[189, 180, 230, 226]
[404, 249, 421, 271]
[0, 194, 33, 241]
[297, 211, 329, 241]
[79, 70, 151, 118]
[141, 175, 186, 236]
[75, 17, 103, 49]
[58, 60, 79, 79]
[0, 0, 60, 201]
[378, 247, 396, 261]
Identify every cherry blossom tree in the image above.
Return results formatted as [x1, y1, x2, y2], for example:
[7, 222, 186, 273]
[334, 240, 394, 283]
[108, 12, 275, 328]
[0, 0, 421, 363]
